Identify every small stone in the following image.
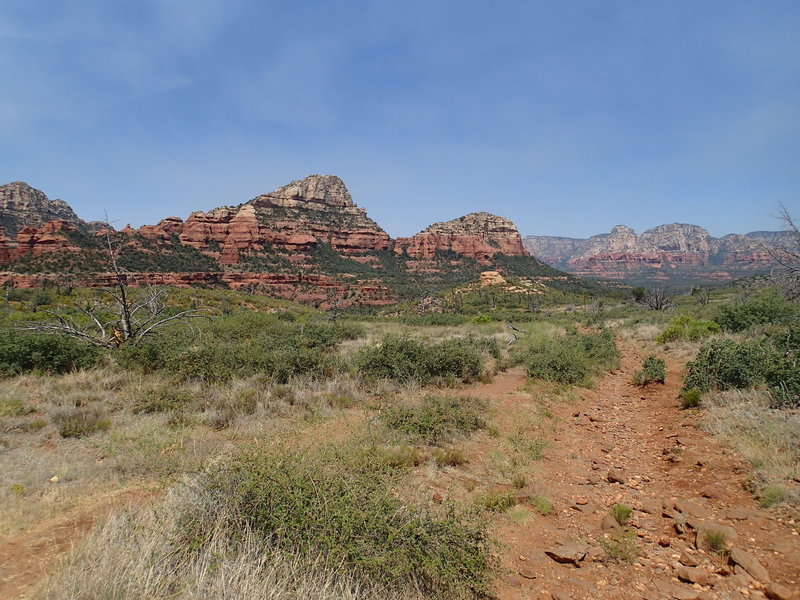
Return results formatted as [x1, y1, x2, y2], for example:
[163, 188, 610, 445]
[518, 567, 537, 580]
[573, 503, 597, 514]
[432, 492, 443, 504]
[640, 498, 662, 515]
[575, 498, 588, 505]
[601, 514, 622, 531]
[545, 543, 589, 566]
[676, 566, 711, 586]
[768, 540, 797, 554]
[725, 506, 764, 521]
[607, 468, 626, 484]
[765, 582, 794, 600]
[729, 548, 771, 584]
[659, 536, 672, 547]
[679, 551, 700, 567]
[49, 475, 59, 483]
[695, 522, 738, 550]
[675, 499, 713, 519]
[550, 591, 573, 600]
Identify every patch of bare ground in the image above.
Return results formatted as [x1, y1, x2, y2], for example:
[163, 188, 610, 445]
[0, 487, 157, 600]
[414, 343, 799, 600]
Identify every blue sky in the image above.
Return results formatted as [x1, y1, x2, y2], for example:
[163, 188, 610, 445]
[1, 1, 798, 238]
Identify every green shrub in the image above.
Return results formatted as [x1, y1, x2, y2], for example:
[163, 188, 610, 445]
[530, 495, 553, 515]
[682, 340, 766, 395]
[380, 396, 487, 445]
[356, 335, 495, 384]
[475, 490, 516, 512]
[470, 314, 493, 324]
[599, 528, 640, 562]
[203, 445, 495, 598]
[117, 314, 360, 382]
[657, 315, 720, 343]
[703, 529, 728, 554]
[609, 503, 632, 525]
[524, 330, 619, 386]
[0, 331, 104, 376]
[680, 388, 703, 409]
[51, 407, 111, 438]
[758, 484, 788, 508]
[762, 329, 800, 408]
[714, 291, 797, 332]
[632, 355, 666, 386]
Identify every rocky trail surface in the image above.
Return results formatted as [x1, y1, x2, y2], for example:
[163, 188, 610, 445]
[458, 344, 800, 600]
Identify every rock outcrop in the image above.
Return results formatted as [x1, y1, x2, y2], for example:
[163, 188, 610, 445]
[0, 182, 86, 237]
[523, 223, 794, 284]
[0, 175, 560, 306]
[396, 212, 527, 263]
[135, 175, 391, 264]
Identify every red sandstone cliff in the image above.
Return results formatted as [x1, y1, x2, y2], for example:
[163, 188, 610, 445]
[396, 212, 528, 264]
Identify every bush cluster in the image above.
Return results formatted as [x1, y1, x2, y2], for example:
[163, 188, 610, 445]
[657, 315, 720, 343]
[0, 330, 104, 377]
[379, 396, 487, 445]
[682, 333, 799, 408]
[523, 330, 619, 386]
[355, 335, 498, 384]
[203, 445, 495, 598]
[632, 355, 666, 386]
[714, 291, 797, 332]
[118, 313, 363, 383]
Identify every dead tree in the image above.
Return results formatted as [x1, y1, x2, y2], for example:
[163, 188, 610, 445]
[642, 286, 674, 311]
[766, 204, 800, 300]
[22, 225, 206, 347]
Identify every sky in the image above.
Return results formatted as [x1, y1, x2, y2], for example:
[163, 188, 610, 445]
[1, 1, 798, 239]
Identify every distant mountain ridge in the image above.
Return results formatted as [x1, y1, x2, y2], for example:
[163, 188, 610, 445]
[523, 223, 792, 285]
[0, 176, 574, 306]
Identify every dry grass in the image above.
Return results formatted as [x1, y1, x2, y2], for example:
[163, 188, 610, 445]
[703, 388, 800, 504]
[37, 481, 425, 600]
[0, 366, 396, 535]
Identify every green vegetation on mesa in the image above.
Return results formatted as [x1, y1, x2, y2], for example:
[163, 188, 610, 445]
[4, 224, 616, 302]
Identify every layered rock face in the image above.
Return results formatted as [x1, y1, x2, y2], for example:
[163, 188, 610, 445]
[135, 175, 391, 264]
[0, 175, 550, 305]
[0, 182, 86, 237]
[523, 223, 794, 284]
[396, 212, 527, 263]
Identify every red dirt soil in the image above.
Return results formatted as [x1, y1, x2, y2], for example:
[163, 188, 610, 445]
[451, 343, 800, 600]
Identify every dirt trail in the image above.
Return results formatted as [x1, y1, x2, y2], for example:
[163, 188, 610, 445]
[459, 342, 800, 600]
[0, 487, 155, 600]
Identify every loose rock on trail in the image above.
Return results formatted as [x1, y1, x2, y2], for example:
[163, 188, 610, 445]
[456, 342, 799, 600]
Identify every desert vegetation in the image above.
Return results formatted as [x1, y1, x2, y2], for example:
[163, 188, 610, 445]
[1, 272, 799, 599]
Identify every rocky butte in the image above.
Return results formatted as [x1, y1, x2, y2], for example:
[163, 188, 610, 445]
[0, 182, 86, 237]
[0, 176, 557, 306]
[396, 213, 526, 265]
[523, 223, 793, 285]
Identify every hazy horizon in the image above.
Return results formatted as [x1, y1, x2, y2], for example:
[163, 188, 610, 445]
[1, 1, 798, 239]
